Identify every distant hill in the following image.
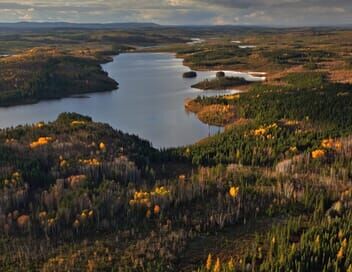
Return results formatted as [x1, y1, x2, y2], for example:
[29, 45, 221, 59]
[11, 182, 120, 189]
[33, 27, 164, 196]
[0, 22, 350, 32]
[0, 22, 160, 30]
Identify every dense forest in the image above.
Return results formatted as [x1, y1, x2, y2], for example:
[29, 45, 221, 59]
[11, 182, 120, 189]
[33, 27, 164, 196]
[183, 71, 352, 166]
[0, 49, 119, 106]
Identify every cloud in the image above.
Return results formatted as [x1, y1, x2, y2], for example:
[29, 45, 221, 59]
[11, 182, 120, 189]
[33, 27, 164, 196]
[0, 0, 351, 25]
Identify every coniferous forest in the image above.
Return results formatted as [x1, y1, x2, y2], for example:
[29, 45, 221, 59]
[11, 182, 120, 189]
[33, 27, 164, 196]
[1, 24, 352, 271]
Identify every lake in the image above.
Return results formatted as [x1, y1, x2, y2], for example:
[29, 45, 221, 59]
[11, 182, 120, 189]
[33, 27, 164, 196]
[0, 53, 264, 148]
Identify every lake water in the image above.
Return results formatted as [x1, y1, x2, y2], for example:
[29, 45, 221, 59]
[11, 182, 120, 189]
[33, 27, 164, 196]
[0, 53, 263, 148]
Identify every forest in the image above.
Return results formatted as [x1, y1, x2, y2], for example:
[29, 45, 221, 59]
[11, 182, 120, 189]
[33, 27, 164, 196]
[0, 49, 119, 106]
[191, 76, 250, 91]
[1, 26, 352, 271]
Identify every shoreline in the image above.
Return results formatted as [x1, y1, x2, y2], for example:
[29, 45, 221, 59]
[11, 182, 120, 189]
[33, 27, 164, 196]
[0, 50, 264, 109]
[0, 52, 227, 148]
[0, 50, 257, 137]
[0, 50, 121, 108]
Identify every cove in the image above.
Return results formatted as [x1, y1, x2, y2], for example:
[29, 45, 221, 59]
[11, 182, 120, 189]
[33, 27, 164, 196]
[0, 53, 261, 148]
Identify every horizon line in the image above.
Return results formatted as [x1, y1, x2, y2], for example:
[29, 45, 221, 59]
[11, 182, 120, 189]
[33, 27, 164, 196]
[0, 21, 351, 28]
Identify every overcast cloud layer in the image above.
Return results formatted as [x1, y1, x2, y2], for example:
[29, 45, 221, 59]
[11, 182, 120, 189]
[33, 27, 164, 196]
[0, 0, 350, 26]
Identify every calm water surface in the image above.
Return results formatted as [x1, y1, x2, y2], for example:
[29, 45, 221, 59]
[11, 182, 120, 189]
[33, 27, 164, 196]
[0, 53, 262, 148]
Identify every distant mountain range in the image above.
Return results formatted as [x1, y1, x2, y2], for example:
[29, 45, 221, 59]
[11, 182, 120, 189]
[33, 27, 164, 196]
[0, 22, 160, 30]
[0, 22, 351, 31]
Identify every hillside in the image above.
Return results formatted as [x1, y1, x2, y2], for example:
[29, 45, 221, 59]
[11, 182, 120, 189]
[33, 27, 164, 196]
[0, 47, 118, 106]
[1, 27, 352, 271]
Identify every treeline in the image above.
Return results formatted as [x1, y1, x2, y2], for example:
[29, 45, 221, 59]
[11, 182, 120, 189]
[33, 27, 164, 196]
[262, 49, 335, 65]
[179, 44, 252, 68]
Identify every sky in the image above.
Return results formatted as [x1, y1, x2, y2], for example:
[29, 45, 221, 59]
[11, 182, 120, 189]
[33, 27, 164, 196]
[0, 0, 351, 26]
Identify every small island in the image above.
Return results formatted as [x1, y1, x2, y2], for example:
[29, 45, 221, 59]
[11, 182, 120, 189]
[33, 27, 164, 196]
[183, 71, 197, 78]
[191, 76, 250, 90]
[216, 71, 225, 78]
